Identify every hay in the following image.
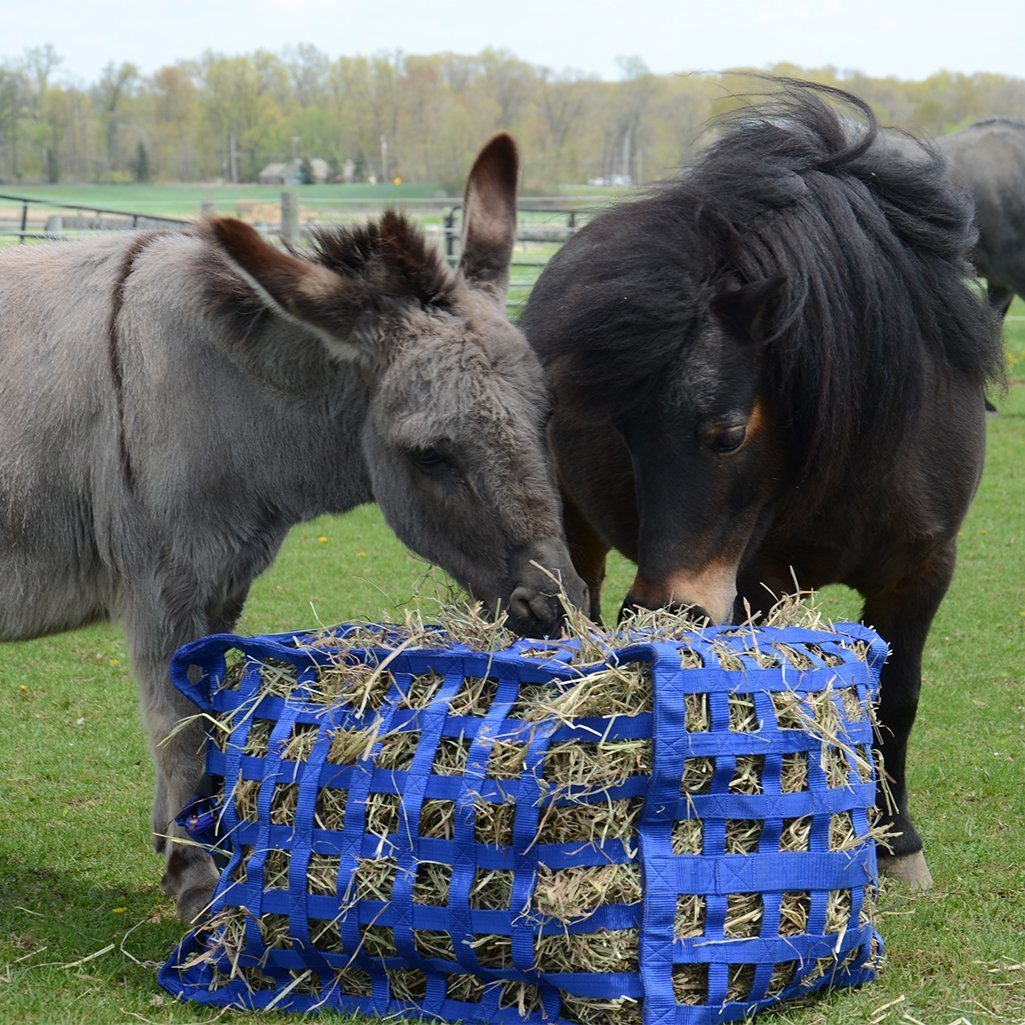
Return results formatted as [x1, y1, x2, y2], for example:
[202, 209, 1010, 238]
[186, 592, 883, 1020]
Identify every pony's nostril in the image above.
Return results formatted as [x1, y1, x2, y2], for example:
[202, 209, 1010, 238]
[620, 594, 712, 625]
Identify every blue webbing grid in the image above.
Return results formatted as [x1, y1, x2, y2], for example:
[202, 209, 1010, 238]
[159, 621, 886, 1024]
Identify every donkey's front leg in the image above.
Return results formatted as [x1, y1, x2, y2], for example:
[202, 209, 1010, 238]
[124, 588, 222, 923]
[862, 543, 957, 891]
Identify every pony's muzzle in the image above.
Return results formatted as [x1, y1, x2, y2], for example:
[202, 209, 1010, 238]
[625, 565, 738, 625]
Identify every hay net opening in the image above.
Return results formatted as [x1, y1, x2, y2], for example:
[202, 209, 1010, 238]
[159, 617, 887, 1024]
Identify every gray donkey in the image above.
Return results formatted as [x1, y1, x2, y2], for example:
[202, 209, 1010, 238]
[0, 133, 585, 922]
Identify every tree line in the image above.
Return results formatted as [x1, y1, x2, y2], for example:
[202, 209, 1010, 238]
[2, 43, 1024, 190]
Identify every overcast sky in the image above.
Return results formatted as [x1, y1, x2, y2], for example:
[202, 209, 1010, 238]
[2, 0, 1023, 84]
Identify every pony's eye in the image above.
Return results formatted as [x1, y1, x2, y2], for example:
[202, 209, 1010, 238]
[709, 425, 747, 454]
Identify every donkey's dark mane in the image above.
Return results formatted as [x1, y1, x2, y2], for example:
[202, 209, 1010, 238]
[307, 209, 455, 306]
[533, 84, 1003, 499]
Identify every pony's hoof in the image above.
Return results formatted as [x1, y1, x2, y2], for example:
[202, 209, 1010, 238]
[177, 882, 217, 925]
[878, 849, 934, 890]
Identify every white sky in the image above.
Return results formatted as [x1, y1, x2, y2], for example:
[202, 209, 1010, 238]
[2, 0, 1023, 85]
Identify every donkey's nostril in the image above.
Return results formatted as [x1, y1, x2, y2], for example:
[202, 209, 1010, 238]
[508, 586, 563, 639]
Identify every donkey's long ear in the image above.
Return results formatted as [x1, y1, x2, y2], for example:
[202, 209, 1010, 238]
[203, 217, 369, 363]
[458, 132, 518, 303]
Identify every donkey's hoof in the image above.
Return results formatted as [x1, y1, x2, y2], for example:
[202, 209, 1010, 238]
[177, 882, 217, 925]
[878, 849, 934, 890]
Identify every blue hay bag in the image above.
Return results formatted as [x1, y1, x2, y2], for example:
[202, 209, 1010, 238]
[159, 620, 887, 1024]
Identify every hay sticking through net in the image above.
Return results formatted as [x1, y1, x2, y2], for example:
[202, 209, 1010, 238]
[169, 590, 885, 1022]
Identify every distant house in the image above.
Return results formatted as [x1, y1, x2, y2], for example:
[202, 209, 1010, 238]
[258, 158, 332, 185]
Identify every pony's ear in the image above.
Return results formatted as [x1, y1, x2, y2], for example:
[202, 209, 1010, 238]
[458, 132, 518, 304]
[713, 276, 787, 344]
[202, 217, 370, 364]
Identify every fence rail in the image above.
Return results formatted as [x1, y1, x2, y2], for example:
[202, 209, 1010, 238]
[0, 193, 189, 242]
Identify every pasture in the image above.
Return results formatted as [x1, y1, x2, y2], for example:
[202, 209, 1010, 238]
[0, 282, 1022, 1025]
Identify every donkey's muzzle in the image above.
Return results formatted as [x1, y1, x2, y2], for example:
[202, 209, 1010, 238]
[505, 541, 587, 638]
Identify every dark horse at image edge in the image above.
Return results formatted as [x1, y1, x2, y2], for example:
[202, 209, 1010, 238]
[522, 83, 1005, 888]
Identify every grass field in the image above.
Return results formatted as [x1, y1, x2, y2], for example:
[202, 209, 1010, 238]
[0, 307, 1023, 1024]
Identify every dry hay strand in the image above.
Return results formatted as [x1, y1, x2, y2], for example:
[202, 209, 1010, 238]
[727, 692, 760, 732]
[727, 964, 756, 1002]
[349, 857, 397, 904]
[326, 723, 381, 766]
[672, 964, 708, 1005]
[260, 913, 293, 949]
[431, 735, 474, 776]
[767, 960, 798, 997]
[364, 792, 402, 838]
[561, 994, 642, 1025]
[674, 894, 706, 939]
[262, 848, 290, 890]
[413, 861, 452, 906]
[473, 797, 516, 846]
[780, 816, 812, 852]
[672, 818, 703, 855]
[483, 737, 529, 779]
[419, 798, 457, 840]
[532, 863, 642, 921]
[681, 756, 715, 795]
[534, 796, 643, 848]
[469, 868, 515, 909]
[825, 888, 853, 934]
[724, 892, 763, 938]
[414, 929, 455, 960]
[314, 786, 347, 831]
[684, 692, 710, 731]
[450, 675, 500, 716]
[729, 755, 765, 795]
[515, 662, 652, 724]
[446, 973, 487, 1002]
[779, 892, 811, 935]
[725, 819, 762, 854]
[307, 852, 341, 895]
[333, 966, 372, 997]
[360, 924, 398, 959]
[309, 917, 342, 952]
[781, 752, 810, 793]
[469, 932, 512, 968]
[499, 982, 544, 1017]
[309, 662, 394, 713]
[395, 672, 444, 709]
[532, 928, 638, 975]
[388, 967, 428, 1002]
[542, 739, 652, 796]
[375, 730, 420, 771]
[282, 721, 320, 762]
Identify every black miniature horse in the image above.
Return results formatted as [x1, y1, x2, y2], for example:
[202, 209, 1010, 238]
[522, 83, 1005, 889]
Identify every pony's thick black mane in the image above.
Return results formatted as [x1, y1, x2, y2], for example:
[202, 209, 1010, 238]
[535, 82, 1004, 498]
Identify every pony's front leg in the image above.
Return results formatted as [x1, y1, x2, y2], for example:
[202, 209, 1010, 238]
[124, 588, 221, 923]
[861, 543, 957, 891]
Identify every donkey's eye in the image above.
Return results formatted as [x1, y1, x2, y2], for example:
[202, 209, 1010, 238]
[410, 447, 452, 472]
[709, 425, 747, 454]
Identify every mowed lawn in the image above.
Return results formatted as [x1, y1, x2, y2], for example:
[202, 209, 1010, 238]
[0, 311, 1023, 1024]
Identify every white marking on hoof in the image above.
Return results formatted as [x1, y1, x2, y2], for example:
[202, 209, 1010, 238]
[878, 849, 934, 890]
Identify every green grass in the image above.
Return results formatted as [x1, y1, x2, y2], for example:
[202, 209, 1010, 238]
[0, 325, 1023, 1022]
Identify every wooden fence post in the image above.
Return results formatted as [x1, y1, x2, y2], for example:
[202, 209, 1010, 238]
[280, 191, 299, 245]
